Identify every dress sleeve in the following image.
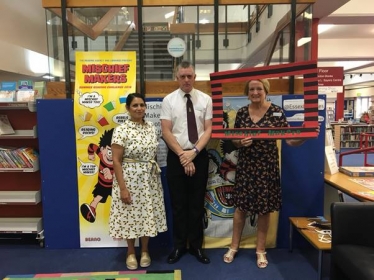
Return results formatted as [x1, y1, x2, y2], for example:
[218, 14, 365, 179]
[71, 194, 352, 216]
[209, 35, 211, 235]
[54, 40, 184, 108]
[111, 125, 126, 147]
[276, 106, 289, 127]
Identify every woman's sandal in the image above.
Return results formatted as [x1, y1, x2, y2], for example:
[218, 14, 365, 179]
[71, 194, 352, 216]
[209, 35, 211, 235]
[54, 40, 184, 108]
[223, 247, 238, 263]
[256, 251, 268, 269]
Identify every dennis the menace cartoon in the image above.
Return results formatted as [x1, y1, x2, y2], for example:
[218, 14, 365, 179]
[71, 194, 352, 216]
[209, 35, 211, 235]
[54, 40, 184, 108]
[80, 128, 114, 223]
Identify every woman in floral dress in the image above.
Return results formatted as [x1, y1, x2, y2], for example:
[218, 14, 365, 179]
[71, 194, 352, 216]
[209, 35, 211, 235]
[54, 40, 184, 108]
[223, 79, 313, 268]
[109, 93, 167, 270]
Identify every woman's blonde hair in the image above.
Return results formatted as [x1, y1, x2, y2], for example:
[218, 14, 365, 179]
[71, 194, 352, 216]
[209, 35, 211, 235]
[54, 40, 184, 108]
[244, 79, 270, 95]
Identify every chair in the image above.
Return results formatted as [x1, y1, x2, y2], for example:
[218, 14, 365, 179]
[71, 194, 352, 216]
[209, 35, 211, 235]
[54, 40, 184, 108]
[330, 202, 374, 280]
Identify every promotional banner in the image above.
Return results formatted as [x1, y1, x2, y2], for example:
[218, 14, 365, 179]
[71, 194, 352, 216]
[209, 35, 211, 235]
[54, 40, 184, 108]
[74, 51, 136, 247]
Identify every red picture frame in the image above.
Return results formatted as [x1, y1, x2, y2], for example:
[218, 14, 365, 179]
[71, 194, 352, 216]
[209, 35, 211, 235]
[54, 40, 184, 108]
[209, 60, 319, 139]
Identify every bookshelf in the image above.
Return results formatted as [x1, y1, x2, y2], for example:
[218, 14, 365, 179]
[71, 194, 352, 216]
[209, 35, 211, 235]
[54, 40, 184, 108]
[327, 108, 335, 123]
[0, 101, 43, 246]
[333, 124, 374, 151]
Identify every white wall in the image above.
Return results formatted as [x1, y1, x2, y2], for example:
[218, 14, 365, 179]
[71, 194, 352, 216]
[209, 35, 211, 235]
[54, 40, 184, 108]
[0, 0, 50, 78]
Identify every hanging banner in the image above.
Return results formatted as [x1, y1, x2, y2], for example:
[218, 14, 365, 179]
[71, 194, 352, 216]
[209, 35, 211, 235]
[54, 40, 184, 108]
[74, 51, 136, 247]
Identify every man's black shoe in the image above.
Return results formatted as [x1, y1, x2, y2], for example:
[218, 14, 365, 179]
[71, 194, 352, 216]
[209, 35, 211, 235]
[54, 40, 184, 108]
[167, 248, 186, 264]
[189, 248, 210, 264]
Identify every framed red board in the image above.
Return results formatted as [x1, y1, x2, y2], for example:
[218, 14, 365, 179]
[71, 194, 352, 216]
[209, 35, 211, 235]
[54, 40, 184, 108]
[209, 60, 319, 139]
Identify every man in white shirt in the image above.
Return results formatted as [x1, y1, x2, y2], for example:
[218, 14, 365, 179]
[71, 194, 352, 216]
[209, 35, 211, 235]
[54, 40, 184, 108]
[160, 61, 212, 264]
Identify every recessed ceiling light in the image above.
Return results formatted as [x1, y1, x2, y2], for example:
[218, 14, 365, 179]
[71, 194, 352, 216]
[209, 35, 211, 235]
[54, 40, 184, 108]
[164, 11, 175, 19]
[297, 37, 311, 47]
[318, 24, 334, 34]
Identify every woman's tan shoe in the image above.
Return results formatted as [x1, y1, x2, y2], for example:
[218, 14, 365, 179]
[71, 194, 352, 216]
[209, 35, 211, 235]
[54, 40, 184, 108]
[223, 247, 238, 263]
[256, 251, 268, 269]
[140, 252, 151, 267]
[126, 254, 138, 270]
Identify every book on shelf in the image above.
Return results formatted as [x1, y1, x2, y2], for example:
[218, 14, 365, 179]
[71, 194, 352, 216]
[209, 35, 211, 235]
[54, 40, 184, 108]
[18, 147, 38, 166]
[33, 81, 46, 99]
[0, 81, 16, 102]
[339, 166, 374, 177]
[16, 90, 36, 102]
[0, 146, 38, 169]
[0, 90, 15, 102]
[0, 115, 15, 135]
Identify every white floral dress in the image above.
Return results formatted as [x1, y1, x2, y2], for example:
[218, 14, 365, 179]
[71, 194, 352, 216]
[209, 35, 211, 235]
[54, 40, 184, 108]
[109, 120, 167, 239]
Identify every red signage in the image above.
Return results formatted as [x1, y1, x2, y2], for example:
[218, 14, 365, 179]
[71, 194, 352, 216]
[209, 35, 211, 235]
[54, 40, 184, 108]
[318, 67, 344, 86]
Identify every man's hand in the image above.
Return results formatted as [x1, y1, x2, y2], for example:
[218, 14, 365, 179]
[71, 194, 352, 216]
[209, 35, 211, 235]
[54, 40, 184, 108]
[179, 150, 196, 167]
[184, 162, 196, 176]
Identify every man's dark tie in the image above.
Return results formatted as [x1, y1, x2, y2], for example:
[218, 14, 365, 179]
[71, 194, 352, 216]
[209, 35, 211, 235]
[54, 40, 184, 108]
[185, 94, 198, 144]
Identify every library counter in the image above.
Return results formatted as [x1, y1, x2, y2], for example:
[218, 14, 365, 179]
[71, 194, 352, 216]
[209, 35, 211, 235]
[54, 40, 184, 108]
[324, 172, 374, 202]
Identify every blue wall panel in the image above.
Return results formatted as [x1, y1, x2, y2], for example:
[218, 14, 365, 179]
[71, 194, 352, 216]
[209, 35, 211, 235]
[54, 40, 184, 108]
[37, 99, 80, 249]
[277, 95, 326, 248]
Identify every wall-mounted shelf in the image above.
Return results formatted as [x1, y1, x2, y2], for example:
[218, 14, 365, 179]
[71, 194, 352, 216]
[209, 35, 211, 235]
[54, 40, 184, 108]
[0, 190, 41, 205]
[0, 161, 39, 172]
[0, 101, 42, 244]
[0, 126, 37, 139]
[0, 217, 42, 233]
[0, 101, 36, 112]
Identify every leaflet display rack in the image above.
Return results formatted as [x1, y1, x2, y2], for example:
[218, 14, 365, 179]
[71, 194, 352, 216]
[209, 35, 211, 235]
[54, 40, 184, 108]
[0, 101, 43, 246]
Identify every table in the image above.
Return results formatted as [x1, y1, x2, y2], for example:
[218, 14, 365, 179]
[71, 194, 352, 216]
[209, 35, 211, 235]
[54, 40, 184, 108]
[325, 172, 374, 202]
[289, 217, 331, 280]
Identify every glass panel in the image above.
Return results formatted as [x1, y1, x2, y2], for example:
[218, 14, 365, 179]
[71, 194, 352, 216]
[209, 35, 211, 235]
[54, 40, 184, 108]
[295, 6, 312, 62]
[268, 4, 312, 67]
[45, 4, 312, 82]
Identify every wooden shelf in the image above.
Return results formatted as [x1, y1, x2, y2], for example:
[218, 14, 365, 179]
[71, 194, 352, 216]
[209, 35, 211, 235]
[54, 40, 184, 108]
[0, 191, 41, 205]
[0, 217, 42, 233]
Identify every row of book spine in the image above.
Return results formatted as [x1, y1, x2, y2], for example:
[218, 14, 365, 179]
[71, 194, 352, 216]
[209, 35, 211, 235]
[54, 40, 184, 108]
[0, 147, 38, 169]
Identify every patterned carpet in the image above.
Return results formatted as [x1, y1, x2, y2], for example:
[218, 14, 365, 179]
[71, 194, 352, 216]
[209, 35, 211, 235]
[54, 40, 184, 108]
[3, 270, 181, 280]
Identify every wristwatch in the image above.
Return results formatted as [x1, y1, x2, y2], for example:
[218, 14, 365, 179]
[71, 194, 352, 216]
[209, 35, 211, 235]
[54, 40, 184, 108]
[193, 147, 199, 154]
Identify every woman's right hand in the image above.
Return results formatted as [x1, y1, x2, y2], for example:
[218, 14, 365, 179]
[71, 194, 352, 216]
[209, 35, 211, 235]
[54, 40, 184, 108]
[120, 188, 132, 205]
[240, 137, 253, 147]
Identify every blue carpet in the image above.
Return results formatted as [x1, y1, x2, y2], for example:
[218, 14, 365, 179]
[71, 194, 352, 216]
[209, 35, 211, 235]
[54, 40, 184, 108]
[0, 244, 330, 280]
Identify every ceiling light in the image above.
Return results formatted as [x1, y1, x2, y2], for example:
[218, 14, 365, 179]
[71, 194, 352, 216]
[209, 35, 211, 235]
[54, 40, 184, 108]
[164, 11, 175, 19]
[304, 12, 312, 19]
[42, 75, 54, 79]
[318, 24, 334, 34]
[199, 19, 210, 24]
[297, 37, 311, 47]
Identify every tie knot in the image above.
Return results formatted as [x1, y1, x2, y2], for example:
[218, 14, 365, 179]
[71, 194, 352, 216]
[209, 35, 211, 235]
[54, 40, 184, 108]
[185, 94, 191, 99]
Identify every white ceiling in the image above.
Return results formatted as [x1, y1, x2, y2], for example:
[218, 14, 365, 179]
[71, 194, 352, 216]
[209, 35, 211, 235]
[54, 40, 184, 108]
[316, 0, 374, 91]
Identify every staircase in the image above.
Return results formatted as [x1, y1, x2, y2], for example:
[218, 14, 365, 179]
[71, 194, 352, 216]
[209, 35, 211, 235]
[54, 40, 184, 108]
[122, 31, 174, 80]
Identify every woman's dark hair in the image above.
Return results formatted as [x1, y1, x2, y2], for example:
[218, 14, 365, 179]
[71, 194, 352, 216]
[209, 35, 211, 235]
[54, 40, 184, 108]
[126, 93, 146, 107]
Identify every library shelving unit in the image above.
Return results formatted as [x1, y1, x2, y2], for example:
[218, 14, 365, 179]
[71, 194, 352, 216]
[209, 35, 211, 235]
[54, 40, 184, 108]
[333, 123, 374, 152]
[327, 107, 335, 123]
[0, 101, 43, 246]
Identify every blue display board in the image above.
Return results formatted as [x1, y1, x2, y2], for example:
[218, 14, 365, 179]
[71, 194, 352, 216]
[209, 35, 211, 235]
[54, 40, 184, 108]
[36, 96, 325, 249]
[277, 94, 326, 248]
[37, 99, 80, 249]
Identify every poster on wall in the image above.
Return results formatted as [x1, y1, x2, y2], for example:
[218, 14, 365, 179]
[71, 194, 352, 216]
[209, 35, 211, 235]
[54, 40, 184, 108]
[74, 51, 136, 248]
